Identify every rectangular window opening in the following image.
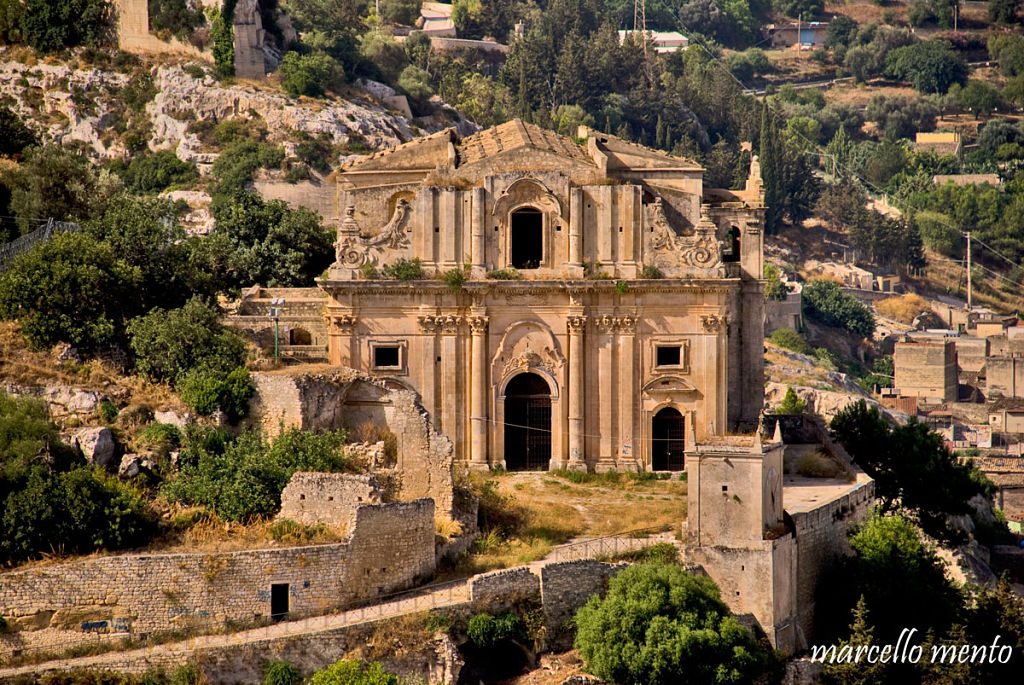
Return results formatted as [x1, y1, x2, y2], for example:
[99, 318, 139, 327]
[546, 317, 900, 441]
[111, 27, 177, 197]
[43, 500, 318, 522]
[373, 345, 401, 369]
[656, 345, 682, 368]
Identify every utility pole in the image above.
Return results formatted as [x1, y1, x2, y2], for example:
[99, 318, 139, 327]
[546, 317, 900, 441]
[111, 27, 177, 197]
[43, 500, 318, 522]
[966, 231, 972, 311]
[634, 0, 647, 57]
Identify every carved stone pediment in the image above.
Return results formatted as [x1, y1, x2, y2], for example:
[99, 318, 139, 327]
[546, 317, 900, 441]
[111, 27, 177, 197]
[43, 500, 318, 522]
[334, 201, 412, 268]
[492, 320, 565, 382]
[492, 177, 564, 218]
[642, 375, 700, 397]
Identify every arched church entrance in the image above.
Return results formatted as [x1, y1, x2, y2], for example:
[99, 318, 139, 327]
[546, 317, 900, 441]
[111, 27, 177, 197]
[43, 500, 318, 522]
[504, 372, 552, 471]
[652, 407, 685, 471]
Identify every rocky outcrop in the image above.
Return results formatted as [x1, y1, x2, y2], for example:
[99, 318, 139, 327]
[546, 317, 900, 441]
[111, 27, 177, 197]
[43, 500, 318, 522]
[149, 65, 419, 161]
[73, 427, 116, 468]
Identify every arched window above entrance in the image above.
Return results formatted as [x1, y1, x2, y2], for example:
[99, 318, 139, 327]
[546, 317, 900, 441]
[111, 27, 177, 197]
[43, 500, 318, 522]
[509, 207, 544, 269]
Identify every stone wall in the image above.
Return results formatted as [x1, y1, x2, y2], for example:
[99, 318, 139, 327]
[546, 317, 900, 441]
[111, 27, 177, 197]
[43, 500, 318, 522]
[539, 560, 625, 649]
[278, 472, 385, 527]
[790, 479, 875, 646]
[253, 178, 340, 225]
[248, 371, 455, 516]
[987, 356, 1024, 399]
[0, 500, 435, 660]
[765, 290, 802, 335]
[468, 567, 540, 605]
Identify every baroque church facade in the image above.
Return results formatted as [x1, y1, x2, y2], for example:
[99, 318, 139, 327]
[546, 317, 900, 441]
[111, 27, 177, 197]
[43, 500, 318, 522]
[315, 119, 767, 472]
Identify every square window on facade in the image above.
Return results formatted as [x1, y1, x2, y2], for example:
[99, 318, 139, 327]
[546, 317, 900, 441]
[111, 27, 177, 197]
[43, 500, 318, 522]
[373, 345, 401, 369]
[656, 345, 682, 367]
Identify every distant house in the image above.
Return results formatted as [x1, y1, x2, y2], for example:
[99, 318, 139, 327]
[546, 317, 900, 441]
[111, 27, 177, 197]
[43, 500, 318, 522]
[617, 30, 689, 53]
[765, 22, 829, 49]
[989, 398, 1024, 434]
[932, 173, 1002, 187]
[915, 131, 962, 158]
[419, 1, 456, 37]
[893, 337, 959, 404]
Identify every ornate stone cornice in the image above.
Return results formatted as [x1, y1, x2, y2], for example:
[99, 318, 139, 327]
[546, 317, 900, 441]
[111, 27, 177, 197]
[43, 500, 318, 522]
[593, 314, 637, 333]
[419, 314, 463, 334]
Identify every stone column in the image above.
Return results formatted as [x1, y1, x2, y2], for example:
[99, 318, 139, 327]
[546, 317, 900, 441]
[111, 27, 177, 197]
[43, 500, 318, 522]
[618, 315, 637, 471]
[439, 314, 462, 440]
[327, 312, 356, 368]
[567, 314, 587, 471]
[595, 315, 617, 472]
[469, 311, 489, 470]
[417, 310, 440, 429]
[470, 187, 486, 276]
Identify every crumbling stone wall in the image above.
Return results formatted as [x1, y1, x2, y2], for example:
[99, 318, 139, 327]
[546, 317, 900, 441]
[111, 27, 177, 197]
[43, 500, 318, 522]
[539, 560, 626, 649]
[468, 567, 540, 605]
[278, 472, 385, 527]
[0, 500, 434, 659]
[248, 371, 455, 516]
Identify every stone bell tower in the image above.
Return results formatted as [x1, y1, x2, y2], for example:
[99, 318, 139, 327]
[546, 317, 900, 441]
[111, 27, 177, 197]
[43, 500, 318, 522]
[685, 419, 798, 654]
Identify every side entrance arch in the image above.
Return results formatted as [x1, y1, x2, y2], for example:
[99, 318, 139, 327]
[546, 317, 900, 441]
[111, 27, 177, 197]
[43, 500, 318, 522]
[503, 372, 552, 471]
[651, 406, 685, 471]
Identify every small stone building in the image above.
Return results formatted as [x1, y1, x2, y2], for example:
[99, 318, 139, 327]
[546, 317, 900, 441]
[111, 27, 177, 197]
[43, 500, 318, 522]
[893, 337, 958, 404]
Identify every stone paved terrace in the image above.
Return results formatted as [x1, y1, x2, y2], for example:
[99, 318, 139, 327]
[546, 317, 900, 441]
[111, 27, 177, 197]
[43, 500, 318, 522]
[783, 470, 873, 516]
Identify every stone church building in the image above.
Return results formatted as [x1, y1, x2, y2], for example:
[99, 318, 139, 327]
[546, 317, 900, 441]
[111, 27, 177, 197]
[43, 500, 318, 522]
[236, 120, 767, 473]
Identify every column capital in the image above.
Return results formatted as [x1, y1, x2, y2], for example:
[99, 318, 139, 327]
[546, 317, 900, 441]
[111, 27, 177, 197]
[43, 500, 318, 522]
[567, 315, 588, 333]
[468, 315, 489, 333]
[701, 314, 726, 333]
[328, 314, 357, 334]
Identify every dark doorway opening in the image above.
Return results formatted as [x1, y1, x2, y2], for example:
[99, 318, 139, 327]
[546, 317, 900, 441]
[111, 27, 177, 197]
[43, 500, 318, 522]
[723, 226, 741, 263]
[289, 328, 312, 345]
[504, 373, 552, 471]
[510, 208, 543, 269]
[270, 583, 289, 622]
[652, 407, 685, 471]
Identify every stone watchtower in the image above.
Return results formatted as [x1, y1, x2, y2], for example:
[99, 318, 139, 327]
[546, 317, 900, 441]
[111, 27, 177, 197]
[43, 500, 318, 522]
[685, 420, 799, 653]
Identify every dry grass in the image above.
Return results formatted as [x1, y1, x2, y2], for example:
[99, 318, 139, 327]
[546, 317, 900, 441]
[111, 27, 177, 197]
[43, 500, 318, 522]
[875, 293, 931, 324]
[794, 451, 853, 481]
[153, 509, 347, 553]
[0, 322, 184, 412]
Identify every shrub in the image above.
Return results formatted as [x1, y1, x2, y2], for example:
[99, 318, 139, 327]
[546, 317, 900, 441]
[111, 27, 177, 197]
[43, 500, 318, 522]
[99, 399, 119, 424]
[135, 422, 182, 458]
[119, 151, 198, 194]
[574, 562, 774, 685]
[486, 267, 521, 280]
[441, 266, 468, 291]
[162, 427, 351, 522]
[19, 0, 112, 52]
[211, 139, 285, 198]
[885, 41, 968, 94]
[210, 2, 234, 78]
[278, 51, 344, 98]
[178, 366, 254, 422]
[380, 257, 424, 280]
[149, 0, 206, 43]
[639, 265, 663, 279]
[127, 297, 246, 386]
[768, 328, 813, 355]
[308, 659, 398, 685]
[763, 264, 789, 300]
[466, 611, 526, 648]
[170, 662, 201, 685]
[0, 105, 37, 157]
[262, 659, 302, 685]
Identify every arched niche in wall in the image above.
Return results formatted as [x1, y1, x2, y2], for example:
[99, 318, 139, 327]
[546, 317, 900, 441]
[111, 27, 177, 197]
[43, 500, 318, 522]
[492, 178, 565, 270]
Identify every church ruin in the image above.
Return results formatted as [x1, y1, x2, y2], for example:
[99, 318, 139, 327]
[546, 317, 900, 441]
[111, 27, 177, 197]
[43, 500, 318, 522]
[231, 119, 767, 473]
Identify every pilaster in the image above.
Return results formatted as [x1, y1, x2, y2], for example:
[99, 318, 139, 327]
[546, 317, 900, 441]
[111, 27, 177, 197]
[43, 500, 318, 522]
[565, 314, 587, 471]
[468, 310, 489, 470]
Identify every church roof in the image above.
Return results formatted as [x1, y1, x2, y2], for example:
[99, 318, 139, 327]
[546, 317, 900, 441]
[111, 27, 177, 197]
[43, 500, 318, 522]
[592, 132, 703, 171]
[340, 128, 455, 172]
[456, 119, 593, 166]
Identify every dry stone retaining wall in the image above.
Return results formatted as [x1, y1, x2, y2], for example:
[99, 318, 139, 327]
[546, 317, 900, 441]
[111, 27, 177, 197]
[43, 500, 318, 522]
[278, 472, 385, 527]
[0, 500, 434, 660]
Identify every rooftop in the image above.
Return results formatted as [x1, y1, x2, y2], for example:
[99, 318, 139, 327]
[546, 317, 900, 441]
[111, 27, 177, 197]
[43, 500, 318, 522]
[457, 119, 593, 166]
[783, 471, 873, 516]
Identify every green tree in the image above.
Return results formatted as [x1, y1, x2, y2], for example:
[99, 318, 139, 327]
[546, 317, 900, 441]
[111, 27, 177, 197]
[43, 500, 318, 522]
[308, 659, 398, 685]
[149, 0, 206, 41]
[117, 150, 198, 194]
[0, 105, 36, 157]
[210, 0, 236, 78]
[574, 562, 774, 685]
[952, 80, 1005, 116]
[211, 190, 334, 289]
[830, 400, 997, 541]
[773, 0, 825, 19]
[777, 386, 807, 414]
[19, 0, 112, 52]
[278, 51, 344, 97]
[988, 0, 1021, 24]
[0, 232, 141, 352]
[178, 365, 254, 421]
[397, 65, 433, 102]
[379, 0, 419, 25]
[127, 297, 246, 386]
[4, 144, 99, 233]
[822, 597, 897, 684]
[358, 28, 407, 83]
[885, 41, 968, 94]
[801, 280, 876, 338]
[760, 103, 785, 233]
